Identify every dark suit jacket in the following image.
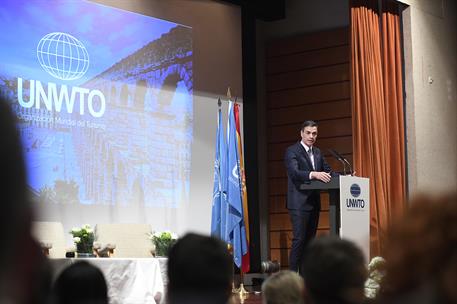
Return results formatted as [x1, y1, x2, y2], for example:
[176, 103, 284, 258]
[284, 142, 332, 211]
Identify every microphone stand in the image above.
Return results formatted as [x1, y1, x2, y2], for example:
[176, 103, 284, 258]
[343, 158, 353, 175]
[331, 149, 353, 175]
[328, 149, 346, 175]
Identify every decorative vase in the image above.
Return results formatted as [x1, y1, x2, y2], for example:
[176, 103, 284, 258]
[154, 239, 178, 257]
[77, 252, 96, 258]
[76, 242, 94, 258]
[155, 243, 169, 257]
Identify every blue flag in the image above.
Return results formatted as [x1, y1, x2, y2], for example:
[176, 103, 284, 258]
[225, 101, 248, 268]
[211, 106, 227, 239]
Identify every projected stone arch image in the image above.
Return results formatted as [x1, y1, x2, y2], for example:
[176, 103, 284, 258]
[132, 176, 145, 206]
[70, 25, 192, 207]
[0, 0, 194, 209]
[114, 160, 128, 206]
[134, 79, 147, 110]
[120, 84, 131, 107]
[157, 73, 181, 107]
[105, 150, 114, 204]
[110, 85, 117, 105]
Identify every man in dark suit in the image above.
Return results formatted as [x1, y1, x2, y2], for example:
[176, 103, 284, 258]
[284, 120, 333, 273]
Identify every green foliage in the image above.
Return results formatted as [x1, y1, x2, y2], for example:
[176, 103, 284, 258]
[70, 224, 95, 254]
[149, 231, 178, 257]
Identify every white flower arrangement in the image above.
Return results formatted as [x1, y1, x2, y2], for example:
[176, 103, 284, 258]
[70, 224, 95, 254]
[365, 256, 386, 299]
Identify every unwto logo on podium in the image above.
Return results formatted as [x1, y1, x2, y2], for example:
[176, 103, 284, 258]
[347, 183, 365, 209]
[37, 32, 90, 81]
[350, 184, 361, 198]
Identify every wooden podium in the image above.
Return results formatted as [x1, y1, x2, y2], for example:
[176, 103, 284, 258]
[300, 176, 341, 235]
[300, 175, 370, 260]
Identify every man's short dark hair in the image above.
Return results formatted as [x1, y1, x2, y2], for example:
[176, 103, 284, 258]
[167, 233, 233, 304]
[53, 261, 108, 304]
[301, 120, 318, 131]
[302, 236, 367, 304]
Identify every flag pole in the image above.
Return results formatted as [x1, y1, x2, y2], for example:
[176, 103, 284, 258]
[226, 246, 249, 299]
[233, 97, 249, 297]
[227, 87, 232, 100]
[227, 243, 238, 293]
[225, 94, 238, 295]
[234, 271, 249, 295]
[225, 94, 250, 298]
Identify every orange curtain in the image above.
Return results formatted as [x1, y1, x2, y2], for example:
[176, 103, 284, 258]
[350, 0, 406, 257]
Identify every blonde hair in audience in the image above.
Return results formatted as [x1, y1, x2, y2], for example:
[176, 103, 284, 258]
[380, 192, 457, 303]
[261, 270, 304, 304]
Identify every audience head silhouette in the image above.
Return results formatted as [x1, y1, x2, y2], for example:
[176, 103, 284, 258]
[0, 96, 29, 267]
[262, 270, 304, 304]
[167, 232, 233, 304]
[302, 236, 367, 304]
[379, 192, 457, 303]
[52, 261, 108, 304]
[0, 96, 51, 304]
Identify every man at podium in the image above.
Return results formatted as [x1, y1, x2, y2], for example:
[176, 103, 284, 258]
[284, 120, 334, 273]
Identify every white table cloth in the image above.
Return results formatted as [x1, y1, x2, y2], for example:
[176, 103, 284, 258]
[50, 258, 164, 304]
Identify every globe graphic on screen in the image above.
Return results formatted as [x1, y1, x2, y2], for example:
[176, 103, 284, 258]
[37, 32, 90, 81]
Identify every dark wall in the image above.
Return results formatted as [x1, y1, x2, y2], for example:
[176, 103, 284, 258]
[265, 28, 351, 267]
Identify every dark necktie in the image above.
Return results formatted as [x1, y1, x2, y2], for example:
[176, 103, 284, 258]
[308, 148, 315, 169]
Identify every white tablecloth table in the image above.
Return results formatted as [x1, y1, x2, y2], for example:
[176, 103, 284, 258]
[50, 258, 164, 304]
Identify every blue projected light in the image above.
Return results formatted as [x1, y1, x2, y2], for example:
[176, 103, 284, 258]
[0, 0, 193, 208]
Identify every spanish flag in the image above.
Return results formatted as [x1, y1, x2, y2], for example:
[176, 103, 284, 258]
[234, 102, 250, 273]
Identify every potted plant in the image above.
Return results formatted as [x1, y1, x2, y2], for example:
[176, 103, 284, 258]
[70, 224, 95, 257]
[149, 231, 178, 257]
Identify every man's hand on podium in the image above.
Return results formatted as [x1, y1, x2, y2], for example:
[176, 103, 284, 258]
[311, 171, 331, 183]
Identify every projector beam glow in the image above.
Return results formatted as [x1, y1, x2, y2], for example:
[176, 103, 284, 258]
[17, 77, 105, 118]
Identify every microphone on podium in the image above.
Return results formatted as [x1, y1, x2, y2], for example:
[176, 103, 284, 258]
[328, 149, 347, 175]
[328, 149, 353, 175]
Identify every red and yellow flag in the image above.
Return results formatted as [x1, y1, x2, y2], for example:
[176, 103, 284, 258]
[234, 102, 250, 273]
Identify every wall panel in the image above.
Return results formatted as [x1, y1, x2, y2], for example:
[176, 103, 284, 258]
[266, 27, 351, 266]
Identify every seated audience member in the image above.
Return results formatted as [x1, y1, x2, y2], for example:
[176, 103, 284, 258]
[378, 193, 457, 304]
[262, 270, 304, 304]
[167, 233, 233, 304]
[301, 236, 368, 304]
[52, 261, 108, 304]
[0, 96, 52, 303]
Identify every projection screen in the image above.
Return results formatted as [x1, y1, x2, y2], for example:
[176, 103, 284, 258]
[0, 0, 242, 240]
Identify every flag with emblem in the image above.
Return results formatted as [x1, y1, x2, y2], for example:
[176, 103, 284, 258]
[225, 101, 248, 268]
